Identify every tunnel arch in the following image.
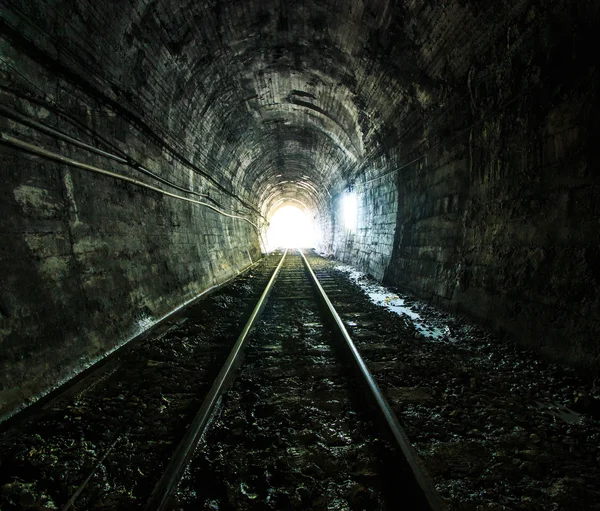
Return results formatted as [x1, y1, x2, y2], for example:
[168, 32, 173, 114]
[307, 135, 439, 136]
[2, 0, 598, 420]
[16, 0, 426, 231]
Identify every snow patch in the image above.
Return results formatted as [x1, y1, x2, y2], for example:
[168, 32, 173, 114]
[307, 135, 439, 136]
[334, 264, 447, 340]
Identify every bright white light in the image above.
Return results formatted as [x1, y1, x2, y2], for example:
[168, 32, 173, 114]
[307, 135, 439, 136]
[343, 192, 357, 231]
[266, 205, 315, 250]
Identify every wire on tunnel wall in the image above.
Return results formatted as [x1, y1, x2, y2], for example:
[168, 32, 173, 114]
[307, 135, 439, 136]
[0, 103, 271, 224]
[0, 104, 216, 195]
[0, 132, 261, 231]
[0, 43, 265, 220]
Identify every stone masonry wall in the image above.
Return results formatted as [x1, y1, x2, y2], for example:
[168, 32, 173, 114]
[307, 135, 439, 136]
[0, 35, 261, 420]
[332, 174, 398, 281]
[384, 1, 600, 369]
[327, 0, 599, 370]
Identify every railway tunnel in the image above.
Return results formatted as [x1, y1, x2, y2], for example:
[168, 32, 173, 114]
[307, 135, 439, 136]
[1, 0, 599, 509]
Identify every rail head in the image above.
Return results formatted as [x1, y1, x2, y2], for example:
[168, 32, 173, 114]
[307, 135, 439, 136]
[144, 250, 288, 511]
[298, 249, 445, 511]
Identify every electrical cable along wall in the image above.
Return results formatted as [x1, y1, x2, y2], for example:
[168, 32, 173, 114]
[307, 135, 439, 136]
[0, 17, 262, 419]
[0, 133, 260, 230]
[1, 0, 599, 420]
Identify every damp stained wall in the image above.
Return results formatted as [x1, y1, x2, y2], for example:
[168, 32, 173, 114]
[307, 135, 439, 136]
[1, 0, 599, 419]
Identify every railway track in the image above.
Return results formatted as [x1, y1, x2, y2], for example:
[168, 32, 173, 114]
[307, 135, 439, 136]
[147, 249, 442, 510]
[0, 250, 443, 511]
[0, 255, 282, 510]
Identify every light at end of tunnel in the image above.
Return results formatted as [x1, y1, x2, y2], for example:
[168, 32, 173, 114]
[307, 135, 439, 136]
[266, 205, 316, 250]
[343, 191, 357, 232]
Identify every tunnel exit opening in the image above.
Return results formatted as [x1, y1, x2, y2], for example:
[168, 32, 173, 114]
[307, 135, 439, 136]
[343, 191, 357, 232]
[266, 205, 316, 251]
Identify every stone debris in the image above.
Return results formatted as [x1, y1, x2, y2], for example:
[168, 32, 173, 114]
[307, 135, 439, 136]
[328, 263, 600, 510]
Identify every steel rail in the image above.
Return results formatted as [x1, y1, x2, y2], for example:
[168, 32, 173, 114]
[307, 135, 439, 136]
[0, 257, 261, 429]
[145, 250, 288, 511]
[298, 249, 444, 511]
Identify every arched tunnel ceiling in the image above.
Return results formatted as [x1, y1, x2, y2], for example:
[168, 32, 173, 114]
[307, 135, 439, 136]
[14, 0, 495, 217]
[138, 0, 420, 216]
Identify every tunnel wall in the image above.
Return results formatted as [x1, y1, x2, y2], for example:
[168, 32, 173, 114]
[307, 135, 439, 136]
[326, 1, 599, 369]
[0, 37, 261, 419]
[381, 3, 600, 369]
[331, 175, 398, 281]
[1, 0, 599, 422]
[314, 206, 334, 256]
